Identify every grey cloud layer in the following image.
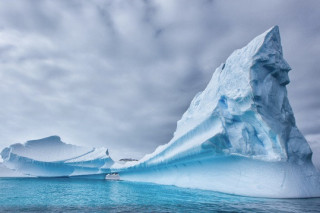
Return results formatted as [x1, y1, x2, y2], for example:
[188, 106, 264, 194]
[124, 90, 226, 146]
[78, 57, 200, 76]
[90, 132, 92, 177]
[0, 0, 319, 159]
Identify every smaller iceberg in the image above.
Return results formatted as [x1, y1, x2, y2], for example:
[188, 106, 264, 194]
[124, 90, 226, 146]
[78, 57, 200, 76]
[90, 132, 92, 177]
[1, 136, 113, 178]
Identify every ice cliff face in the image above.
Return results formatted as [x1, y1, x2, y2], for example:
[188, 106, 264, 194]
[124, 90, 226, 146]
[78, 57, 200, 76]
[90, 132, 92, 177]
[1, 136, 113, 178]
[113, 26, 320, 198]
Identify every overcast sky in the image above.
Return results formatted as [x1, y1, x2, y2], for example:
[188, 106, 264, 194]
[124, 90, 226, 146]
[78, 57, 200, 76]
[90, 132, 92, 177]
[0, 0, 319, 160]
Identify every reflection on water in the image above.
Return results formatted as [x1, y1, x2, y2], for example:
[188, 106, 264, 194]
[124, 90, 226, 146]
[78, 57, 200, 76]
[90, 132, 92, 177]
[0, 178, 320, 212]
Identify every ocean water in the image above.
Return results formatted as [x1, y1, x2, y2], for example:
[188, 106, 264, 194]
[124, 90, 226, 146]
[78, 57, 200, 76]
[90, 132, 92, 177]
[0, 178, 319, 213]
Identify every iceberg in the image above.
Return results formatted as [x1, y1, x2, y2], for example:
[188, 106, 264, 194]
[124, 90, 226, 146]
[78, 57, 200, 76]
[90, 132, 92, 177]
[1, 26, 319, 198]
[1, 136, 113, 178]
[112, 26, 320, 198]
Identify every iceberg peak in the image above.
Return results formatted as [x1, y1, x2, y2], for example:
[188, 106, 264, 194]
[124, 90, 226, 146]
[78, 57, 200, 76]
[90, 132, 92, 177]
[244, 25, 282, 60]
[256, 25, 281, 49]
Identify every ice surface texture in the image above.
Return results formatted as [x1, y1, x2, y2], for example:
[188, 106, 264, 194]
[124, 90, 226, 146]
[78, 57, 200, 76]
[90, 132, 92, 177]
[113, 26, 320, 198]
[1, 136, 113, 177]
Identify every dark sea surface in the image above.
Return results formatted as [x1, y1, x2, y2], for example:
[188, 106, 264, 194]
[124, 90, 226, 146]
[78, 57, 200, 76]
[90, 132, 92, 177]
[0, 178, 319, 212]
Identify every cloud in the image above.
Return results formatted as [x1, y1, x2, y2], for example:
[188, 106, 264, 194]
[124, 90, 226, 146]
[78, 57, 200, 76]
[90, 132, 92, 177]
[0, 0, 319, 160]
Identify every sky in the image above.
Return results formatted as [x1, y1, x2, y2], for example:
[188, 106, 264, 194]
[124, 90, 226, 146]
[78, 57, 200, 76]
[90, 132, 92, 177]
[0, 0, 319, 160]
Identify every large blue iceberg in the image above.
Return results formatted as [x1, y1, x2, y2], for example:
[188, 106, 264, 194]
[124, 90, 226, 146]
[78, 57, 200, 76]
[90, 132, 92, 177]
[1, 26, 320, 198]
[111, 26, 320, 198]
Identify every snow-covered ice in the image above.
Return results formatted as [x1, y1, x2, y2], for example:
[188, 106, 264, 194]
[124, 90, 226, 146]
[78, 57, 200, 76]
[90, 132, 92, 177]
[112, 26, 320, 198]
